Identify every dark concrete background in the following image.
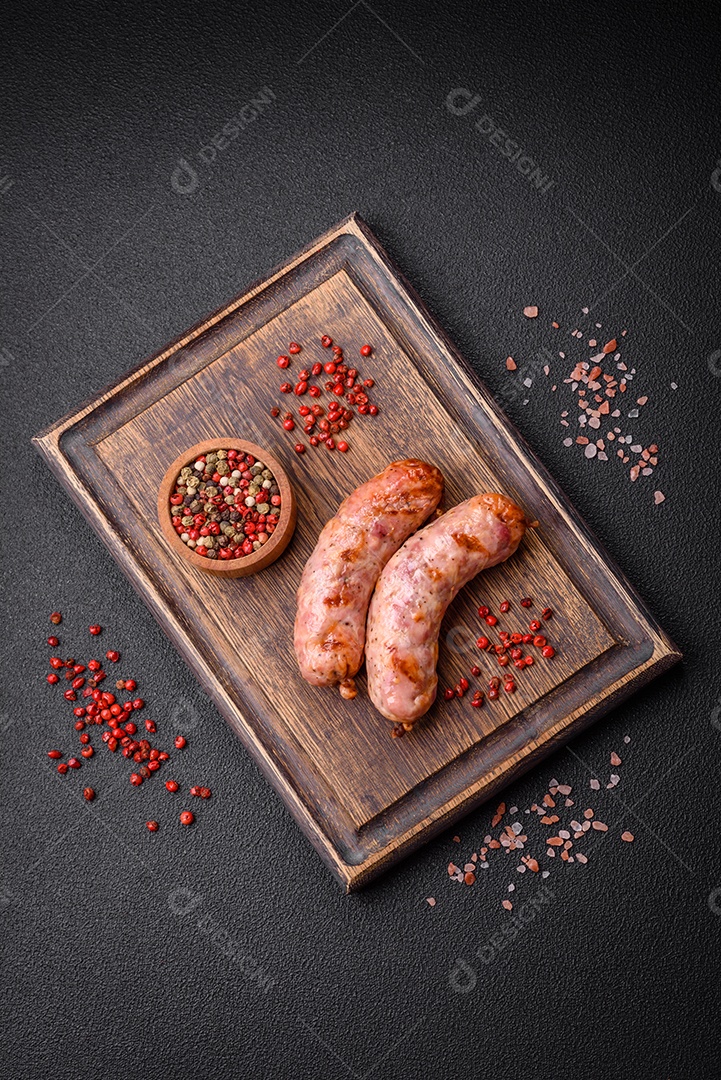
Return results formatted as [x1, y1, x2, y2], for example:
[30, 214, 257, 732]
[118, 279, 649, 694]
[2, 2, 720, 1077]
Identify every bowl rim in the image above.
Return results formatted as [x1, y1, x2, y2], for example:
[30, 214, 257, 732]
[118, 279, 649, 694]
[157, 437, 296, 577]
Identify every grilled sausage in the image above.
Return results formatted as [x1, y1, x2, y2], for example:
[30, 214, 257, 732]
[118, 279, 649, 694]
[294, 460, 444, 689]
[365, 493, 527, 726]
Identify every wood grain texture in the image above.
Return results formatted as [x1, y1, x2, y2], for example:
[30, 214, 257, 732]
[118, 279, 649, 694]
[32, 213, 681, 891]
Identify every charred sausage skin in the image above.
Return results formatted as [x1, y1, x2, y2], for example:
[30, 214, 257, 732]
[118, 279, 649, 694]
[294, 460, 444, 687]
[365, 493, 527, 725]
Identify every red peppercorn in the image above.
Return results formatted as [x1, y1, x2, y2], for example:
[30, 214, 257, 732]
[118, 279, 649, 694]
[533, 635, 547, 648]
[294, 443, 305, 454]
[289, 341, 301, 354]
[132, 698, 144, 710]
[107, 737, 118, 752]
[283, 417, 295, 431]
[67, 758, 81, 769]
[478, 606, 490, 618]
[294, 381, 308, 395]
[64, 689, 77, 701]
[179, 810, 195, 826]
[79, 732, 90, 744]
[50, 612, 62, 625]
[200, 787, 212, 799]
[83, 787, 95, 801]
[47, 635, 59, 647]
[277, 354, 290, 368]
[522, 633, 534, 644]
[525, 656, 535, 666]
[454, 684, 464, 698]
[368, 404, 379, 416]
[130, 773, 142, 786]
[542, 608, 553, 620]
[520, 598, 533, 608]
[190, 785, 201, 797]
[471, 697, 484, 708]
[443, 688, 455, 701]
[147, 760, 160, 772]
[529, 620, 541, 632]
[145, 820, 159, 832]
[499, 600, 510, 613]
[510, 648, 522, 660]
[88, 659, 101, 672]
[145, 719, 157, 733]
[270, 406, 280, 418]
[488, 688, 499, 700]
[504, 681, 516, 693]
[81, 747, 94, 758]
[280, 382, 292, 393]
[89, 625, 102, 636]
[72, 676, 85, 690]
[46, 673, 59, 685]
[174, 736, 187, 749]
[485, 615, 498, 627]
[470, 665, 481, 677]
[57, 762, 69, 774]
[459, 677, 469, 691]
[498, 656, 510, 667]
[321, 335, 333, 348]
[360, 344, 372, 357]
[105, 650, 120, 663]
[48, 750, 62, 759]
[165, 779, 179, 792]
[124, 679, 136, 692]
[542, 645, 555, 658]
[476, 636, 490, 650]
[337, 441, 349, 453]
[158, 752, 169, 761]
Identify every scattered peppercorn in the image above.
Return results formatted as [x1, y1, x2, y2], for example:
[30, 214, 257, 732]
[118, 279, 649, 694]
[146, 820, 159, 832]
[179, 810, 195, 826]
[50, 612, 62, 625]
[83, 787, 95, 801]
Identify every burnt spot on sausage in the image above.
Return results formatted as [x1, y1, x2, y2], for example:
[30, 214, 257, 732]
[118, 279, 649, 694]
[427, 565, 443, 582]
[390, 650, 424, 686]
[450, 531, 491, 556]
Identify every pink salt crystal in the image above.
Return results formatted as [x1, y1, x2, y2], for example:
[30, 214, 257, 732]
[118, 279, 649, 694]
[654, 491, 665, 504]
[523, 306, 538, 318]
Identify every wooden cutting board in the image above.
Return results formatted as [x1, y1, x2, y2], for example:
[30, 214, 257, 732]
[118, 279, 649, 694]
[33, 213, 680, 890]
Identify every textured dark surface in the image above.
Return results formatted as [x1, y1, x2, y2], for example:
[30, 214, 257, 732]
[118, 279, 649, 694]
[2, 2, 720, 1078]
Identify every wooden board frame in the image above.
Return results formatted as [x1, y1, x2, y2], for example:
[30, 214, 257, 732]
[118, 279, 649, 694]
[32, 213, 680, 891]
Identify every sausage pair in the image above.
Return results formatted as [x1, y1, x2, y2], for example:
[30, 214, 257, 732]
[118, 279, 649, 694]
[294, 460, 527, 728]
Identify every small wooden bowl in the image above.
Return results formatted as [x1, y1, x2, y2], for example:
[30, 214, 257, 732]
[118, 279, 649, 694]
[158, 438, 296, 578]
